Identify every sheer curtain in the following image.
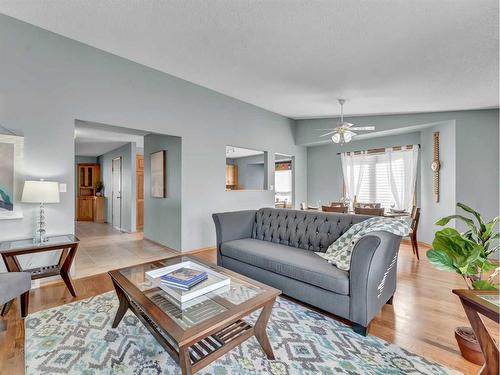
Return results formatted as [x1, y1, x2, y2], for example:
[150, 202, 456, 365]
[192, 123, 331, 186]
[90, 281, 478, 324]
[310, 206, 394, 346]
[341, 146, 419, 210]
[386, 146, 419, 210]
[341, 151, 366, 205]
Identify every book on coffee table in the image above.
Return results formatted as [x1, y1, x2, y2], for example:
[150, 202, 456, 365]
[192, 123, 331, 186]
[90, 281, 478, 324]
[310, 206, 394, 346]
[145, 261, 230, 303]
[160, 267, 208, 290]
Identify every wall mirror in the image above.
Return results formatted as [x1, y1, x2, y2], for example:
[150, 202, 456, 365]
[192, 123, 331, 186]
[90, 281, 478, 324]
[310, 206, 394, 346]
[226, 146, 267, 191]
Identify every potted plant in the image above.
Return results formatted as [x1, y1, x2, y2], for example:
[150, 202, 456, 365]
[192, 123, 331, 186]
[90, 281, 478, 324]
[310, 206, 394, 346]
[95, 181, 104, 196]
[427, 203, 499, 365]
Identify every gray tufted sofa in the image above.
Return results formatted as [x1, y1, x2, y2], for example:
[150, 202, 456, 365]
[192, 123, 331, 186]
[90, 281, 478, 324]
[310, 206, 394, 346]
[212, 207, 402, 335]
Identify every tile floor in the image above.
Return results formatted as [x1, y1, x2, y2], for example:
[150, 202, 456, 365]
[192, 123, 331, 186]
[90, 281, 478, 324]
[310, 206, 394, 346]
[73, 221, 178, 279]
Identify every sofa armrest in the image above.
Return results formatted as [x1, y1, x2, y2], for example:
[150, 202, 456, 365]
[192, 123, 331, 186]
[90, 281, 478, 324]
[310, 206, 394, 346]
[212, 210, 256, 265]
[349, 231, 402, 328]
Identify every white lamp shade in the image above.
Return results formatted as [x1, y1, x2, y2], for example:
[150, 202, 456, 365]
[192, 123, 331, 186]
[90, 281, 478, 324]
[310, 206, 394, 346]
[22, 180, 60, 203]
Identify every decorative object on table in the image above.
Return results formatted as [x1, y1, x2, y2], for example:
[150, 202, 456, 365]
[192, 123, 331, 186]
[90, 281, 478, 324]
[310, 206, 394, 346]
[452, 289, 499, 375]
[95, 181, 104, 196]
[160, 267, 208, 290]
[145, 260, 229, 304]
[0, 272, 31, 325]
[21, 180, 60, 243]
[0, 132, 24, 220]
[431, 131, 441, 202]
[0, 235, 80, 299]
[426, 203, 499, 365]
[316, 216, 410, 271]
[318, 99, 375, 143]
[25, 292, 459, 375]
[150, 150, 166, 198]
[109, 256, 279, 375]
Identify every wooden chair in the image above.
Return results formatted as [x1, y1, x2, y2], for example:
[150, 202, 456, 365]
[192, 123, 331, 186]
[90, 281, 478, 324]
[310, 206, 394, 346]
[329, 201, 345, 207]
[354, 206, 385, 216]
[322, 205, 348, 213]
[409, 206, 421, 260]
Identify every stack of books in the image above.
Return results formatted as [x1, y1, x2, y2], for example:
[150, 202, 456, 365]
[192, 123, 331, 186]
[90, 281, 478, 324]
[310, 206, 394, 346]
[160, 267, 208, 291]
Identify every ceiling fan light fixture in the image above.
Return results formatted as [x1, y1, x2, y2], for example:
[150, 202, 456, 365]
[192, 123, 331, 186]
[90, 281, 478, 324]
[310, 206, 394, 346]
[331, 133, 341, 143]
[344, 130, 355, 143]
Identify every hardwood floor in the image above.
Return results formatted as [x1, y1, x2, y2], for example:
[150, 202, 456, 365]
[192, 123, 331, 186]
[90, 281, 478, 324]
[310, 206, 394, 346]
[1, 240, 497, 374]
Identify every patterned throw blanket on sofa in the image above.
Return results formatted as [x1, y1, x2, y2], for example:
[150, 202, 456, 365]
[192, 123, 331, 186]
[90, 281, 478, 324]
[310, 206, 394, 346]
[316, 217, 410, 271]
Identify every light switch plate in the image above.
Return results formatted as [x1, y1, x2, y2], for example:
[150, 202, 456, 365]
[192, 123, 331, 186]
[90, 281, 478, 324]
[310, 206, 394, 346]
[59, 183, 67, 193]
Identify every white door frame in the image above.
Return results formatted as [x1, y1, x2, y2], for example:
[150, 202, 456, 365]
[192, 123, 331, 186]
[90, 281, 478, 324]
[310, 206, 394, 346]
[112, 156, 122, 230]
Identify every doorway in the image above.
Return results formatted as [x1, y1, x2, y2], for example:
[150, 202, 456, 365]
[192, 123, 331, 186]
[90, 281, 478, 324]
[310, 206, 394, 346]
[112, 156, 122, 230]
[274, 153, 294, 208]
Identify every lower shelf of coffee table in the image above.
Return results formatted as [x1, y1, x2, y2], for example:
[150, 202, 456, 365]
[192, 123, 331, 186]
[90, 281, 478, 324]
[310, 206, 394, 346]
[129, 298, 254, 368]
[188, 320, 253, 364]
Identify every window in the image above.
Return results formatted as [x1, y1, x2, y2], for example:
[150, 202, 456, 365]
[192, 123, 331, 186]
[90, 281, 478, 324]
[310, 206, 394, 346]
[342, 146, 419, 211]
[275, 158, 293, 206]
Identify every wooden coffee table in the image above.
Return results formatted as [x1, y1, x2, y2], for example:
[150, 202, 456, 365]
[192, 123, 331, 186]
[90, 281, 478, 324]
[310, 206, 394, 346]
[108, 256, 281, 375]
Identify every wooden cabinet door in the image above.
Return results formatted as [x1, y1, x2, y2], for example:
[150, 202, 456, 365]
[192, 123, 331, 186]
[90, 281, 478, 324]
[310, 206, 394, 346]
[77, 198, 93, 221]
[226, 165, 234, 185]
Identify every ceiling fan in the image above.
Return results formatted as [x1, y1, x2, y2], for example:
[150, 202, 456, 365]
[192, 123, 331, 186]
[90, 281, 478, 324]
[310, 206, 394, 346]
[319, 99, 375, 143]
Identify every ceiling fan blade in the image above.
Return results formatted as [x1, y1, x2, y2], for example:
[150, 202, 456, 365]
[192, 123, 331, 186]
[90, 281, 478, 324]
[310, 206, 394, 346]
[350, 126, 375, 131]
[320, 131, 337, 137]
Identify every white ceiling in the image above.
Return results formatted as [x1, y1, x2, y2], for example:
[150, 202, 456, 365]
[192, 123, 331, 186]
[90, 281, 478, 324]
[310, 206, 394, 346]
[1, 1, 498, 118]
[75, 120, 148, 157]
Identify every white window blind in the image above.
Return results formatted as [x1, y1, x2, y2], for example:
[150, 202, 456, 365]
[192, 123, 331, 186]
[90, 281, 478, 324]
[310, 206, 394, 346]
[275, 170, 292, 202]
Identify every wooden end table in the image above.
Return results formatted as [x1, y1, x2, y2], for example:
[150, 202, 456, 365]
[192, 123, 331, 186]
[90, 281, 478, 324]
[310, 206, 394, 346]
[109, 256, 281, 375]
[453, 289, 499, 375]
[0, 235, 80, 317]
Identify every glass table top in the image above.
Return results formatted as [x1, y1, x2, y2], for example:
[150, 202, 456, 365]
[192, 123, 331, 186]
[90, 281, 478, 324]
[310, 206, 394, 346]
[118, 256, 265, 329]
[0, 234, 78, 252]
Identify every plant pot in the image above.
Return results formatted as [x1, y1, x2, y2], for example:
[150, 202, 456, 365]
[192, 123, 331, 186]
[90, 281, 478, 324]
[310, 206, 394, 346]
[455, 326, 484, 365]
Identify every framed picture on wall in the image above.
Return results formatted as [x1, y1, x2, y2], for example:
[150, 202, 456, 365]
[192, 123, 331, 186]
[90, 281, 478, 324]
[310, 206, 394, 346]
[151, 150, 167, 198]
[0, 133, 24, 219]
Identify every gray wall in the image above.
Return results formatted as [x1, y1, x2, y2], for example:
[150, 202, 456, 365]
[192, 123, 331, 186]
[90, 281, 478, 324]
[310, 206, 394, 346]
[234, 154, 266, 190]
[144, 134, 182, 250]
[297, 109, 499, 244]
[0, 15, 307, 251]
[98, 143, 136, 232]
[420, 121, 456, 243]
[307, 132, 422, 206]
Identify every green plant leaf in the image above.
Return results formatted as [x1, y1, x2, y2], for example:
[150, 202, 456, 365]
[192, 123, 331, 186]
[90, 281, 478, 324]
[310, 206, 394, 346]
[435, 215, 478, 240]
[471, 280, 498, 290]
[457, 203, 483, 226]
[426, 249, 457, 273]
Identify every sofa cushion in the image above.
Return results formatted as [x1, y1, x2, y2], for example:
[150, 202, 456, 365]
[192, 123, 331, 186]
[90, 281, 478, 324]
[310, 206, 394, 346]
[252, 208, 369, 252]
[220, 238, 350, 295]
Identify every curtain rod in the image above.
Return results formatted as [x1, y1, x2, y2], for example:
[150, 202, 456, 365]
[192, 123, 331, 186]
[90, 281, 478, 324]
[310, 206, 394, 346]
[336, 144, 421, 156]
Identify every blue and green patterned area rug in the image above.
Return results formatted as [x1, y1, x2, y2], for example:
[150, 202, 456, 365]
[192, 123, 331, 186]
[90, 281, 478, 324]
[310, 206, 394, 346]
[25, 292, 460, 374]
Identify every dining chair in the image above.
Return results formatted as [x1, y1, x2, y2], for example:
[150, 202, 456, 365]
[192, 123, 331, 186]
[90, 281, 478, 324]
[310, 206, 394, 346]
[354, 206, 385, 216]
[329, 201, 345, 207]
[322, 205, 348, 213]
[409, 206, 421, 260]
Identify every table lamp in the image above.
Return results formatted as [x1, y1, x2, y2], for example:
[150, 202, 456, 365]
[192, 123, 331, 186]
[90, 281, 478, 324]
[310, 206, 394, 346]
[22, 180, 60, 243]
